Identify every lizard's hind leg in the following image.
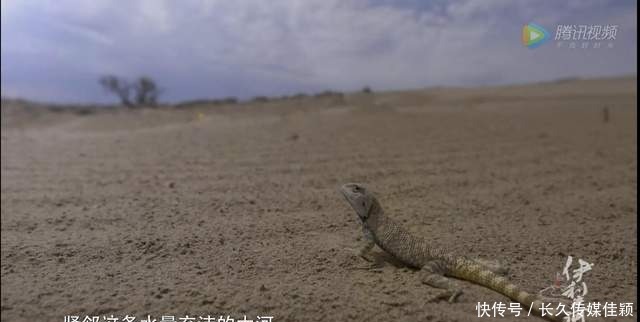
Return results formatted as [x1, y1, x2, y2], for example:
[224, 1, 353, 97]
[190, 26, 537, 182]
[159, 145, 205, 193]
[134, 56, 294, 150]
[473, 258, 508, 275]
[420, 261, 463, 303]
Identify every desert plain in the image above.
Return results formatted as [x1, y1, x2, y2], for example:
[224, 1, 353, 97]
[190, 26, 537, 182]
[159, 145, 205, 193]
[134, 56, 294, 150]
[1, 77, 637, 321]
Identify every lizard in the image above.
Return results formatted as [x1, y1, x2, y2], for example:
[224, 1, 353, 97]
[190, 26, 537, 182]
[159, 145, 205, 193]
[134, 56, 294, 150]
[340, 183, 567, 322]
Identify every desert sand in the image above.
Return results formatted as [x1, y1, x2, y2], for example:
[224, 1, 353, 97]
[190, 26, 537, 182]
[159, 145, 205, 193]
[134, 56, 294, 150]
[1, 77, 637, 321]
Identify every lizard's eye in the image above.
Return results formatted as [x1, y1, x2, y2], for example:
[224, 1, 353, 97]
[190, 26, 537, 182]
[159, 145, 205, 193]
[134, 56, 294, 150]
[353, 185, 360, 192]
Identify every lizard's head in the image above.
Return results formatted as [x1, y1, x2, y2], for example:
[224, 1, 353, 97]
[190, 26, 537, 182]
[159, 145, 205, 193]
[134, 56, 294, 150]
[340, 183, 374, 221]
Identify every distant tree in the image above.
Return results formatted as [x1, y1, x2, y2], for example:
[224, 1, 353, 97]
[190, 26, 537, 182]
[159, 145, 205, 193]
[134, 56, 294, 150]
[133, 76, 162, 106]
[99, 75, 133, 107]
[99, 75, 163, 107]
[362, 86, 372, 94]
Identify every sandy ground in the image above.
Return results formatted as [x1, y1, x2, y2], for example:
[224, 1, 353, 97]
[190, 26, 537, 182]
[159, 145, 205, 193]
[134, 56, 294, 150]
[1, 77, 637, 322]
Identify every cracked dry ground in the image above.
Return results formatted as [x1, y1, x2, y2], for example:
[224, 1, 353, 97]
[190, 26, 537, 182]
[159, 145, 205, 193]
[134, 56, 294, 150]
[1, 77, 637, 321]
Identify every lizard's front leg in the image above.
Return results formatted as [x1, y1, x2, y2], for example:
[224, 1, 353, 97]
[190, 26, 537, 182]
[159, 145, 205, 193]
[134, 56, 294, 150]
[420, 260, 463, 303]
[356, 226, 377, 262]
[345, 227, 375, 261]
[346, 239, 383, 271]
[356, 240, 375, 262]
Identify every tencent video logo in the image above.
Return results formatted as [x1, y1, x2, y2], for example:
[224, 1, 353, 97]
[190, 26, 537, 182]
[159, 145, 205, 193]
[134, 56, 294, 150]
[522, 23, 550, 48]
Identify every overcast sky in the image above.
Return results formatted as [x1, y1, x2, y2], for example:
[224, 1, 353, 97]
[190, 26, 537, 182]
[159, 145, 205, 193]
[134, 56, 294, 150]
[1, 0, 637, 104]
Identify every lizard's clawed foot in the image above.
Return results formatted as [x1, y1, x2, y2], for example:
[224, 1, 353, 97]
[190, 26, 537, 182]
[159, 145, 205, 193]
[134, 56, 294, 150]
[349, 264, 384, 272]
[344, 247, 374, 262]
[427, 289, 463, 303]
[359, 254, 374, 262]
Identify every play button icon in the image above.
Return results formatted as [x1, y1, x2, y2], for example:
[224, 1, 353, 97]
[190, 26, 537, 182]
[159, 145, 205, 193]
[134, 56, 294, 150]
[530, 30, 541, 41]
[522, 23, 550, 48]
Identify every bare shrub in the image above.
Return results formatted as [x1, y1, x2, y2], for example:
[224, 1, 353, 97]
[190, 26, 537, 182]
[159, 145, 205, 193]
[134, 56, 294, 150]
[99, 75, 162, 107]
[99, 75, 133, 107]
[133, 76, 161, 106]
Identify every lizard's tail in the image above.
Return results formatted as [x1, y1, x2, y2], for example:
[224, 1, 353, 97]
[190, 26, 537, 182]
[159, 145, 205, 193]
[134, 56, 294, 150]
[450, 261, 566, 322]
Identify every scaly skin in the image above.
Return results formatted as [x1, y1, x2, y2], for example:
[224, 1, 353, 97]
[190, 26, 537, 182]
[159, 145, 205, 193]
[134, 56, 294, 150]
[340, 183, 565, 322]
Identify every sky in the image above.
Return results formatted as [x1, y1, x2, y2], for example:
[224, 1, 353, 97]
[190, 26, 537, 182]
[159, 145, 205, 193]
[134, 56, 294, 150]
[1, 0, 637, 104]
